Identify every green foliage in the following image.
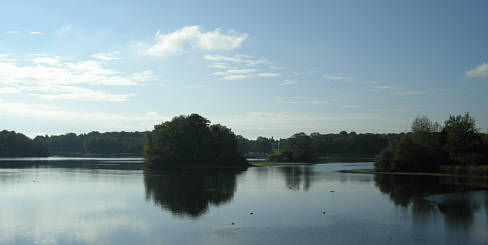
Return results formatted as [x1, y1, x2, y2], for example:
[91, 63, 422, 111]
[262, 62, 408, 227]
[441, 113, 485, 165]
[375, 113, 488, 173]
[36, 131, 146, 156]
[309, 131, 395, 157]
[144, 114, 248, 167]
[0, 130, 48, 157]
[268, 133, 316, 163]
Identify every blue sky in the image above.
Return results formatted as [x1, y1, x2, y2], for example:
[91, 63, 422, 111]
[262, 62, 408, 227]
[1, 0, 487, 139]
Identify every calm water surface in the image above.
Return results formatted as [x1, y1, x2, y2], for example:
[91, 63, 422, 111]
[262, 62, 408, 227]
[0, 158, 486, 245]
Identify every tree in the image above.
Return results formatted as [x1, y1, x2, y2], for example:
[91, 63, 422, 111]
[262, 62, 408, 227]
[375, 113, 488, 173]
[441, 113, 485, 165]
[144, 114, 248, 168]
[268, 133, 316, 163]
[0, 130, 48, 157]
[251, 137, 272, 154]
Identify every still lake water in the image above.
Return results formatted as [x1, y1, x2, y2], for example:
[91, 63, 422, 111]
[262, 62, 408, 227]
[0, 158, 486, 245]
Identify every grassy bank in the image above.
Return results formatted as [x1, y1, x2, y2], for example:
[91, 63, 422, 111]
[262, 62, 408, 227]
[341, 169, 454, 177]
[342, 168, 488, 178]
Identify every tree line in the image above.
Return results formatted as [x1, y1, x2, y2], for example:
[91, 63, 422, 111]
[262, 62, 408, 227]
[34, 131, 146, 156]
[7, 113, 485, 163]
[0, 130, 48, 157]
[237, 131, 400, 160]
[1, 128, 403, 158]
[375, 113, 488, 174]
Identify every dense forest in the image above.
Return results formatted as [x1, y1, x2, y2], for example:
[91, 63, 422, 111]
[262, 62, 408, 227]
[0, 128, 402, 158]
[237, 131, 399, 159]
[375, 113, 488, 175]
[0, 130, 48, 157]
[34, 131, 146, 156]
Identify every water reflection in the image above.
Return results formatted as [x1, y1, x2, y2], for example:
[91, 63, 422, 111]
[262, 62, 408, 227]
[278, 166, 313, 191]
[143, 168, 246, 218]
[374, 174, 488, 232]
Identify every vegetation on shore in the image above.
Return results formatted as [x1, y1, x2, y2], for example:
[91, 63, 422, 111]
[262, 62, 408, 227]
[342, 169, 455, 177]
[143, 114, 248, 168]
[375, 113, 488, 174]
[0, 130, 48, 157]
[34, 131, 146, 156]
[267, 133, 316, 163]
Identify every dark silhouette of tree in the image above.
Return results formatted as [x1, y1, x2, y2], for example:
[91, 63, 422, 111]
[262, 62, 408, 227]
[279, 166, 313, 191]
[375, 113, 488, 173]
[441, 113, 486, 166]
[143, 168, 245, 218]
[374, 174, 482, 231]
[34, 131, 146, 156]
[268, 133, 316, 162]
[144, 114, 248, 167]
[0, 130, 47, 157]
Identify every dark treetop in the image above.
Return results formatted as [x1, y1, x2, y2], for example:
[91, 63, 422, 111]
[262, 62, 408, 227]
[143, 114, 248, 168]
[0, 130, 48, 157]
[375, 113, 488, 173]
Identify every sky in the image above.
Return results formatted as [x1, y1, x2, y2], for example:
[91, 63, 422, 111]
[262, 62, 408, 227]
[0, 0, 487, 139]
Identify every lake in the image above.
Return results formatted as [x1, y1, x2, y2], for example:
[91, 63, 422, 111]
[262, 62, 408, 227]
[0, 158, 486, 245]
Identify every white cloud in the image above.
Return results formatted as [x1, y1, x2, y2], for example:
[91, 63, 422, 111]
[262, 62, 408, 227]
[280, 80, 296, 86]
[128, 70, 154, 82]
[258, 72, 280, 78]
[375, 85, 397, 90]
[0, 87, 20, 94]
[32, 56, 61, 66]
[0, 54, 155, 102]
[212, 69, 257, 76]
[0, 54, 16, 63]
[6, 30, 21, 34]
[219, 112, 375, 132]
[371, 85, 400, 92]
[92, 51, 120, 61]
[211, 68, 259, 80]
[322, 74, 352, 82]
[207, 62, 229, 69]
[203, 54, 268, 66]
[205, 54, 281, 80]
[29, 31, 43, 35]
[140, 25, 247, 57]
[223, 75, 249, 80]
[203, 54, 244, 63]
[465, 62, 488, 78]
[395, 90, 426, 96]
[26, 85, 134, 102]
[0, 99, 168, 131]
[0, 56, 153, 86]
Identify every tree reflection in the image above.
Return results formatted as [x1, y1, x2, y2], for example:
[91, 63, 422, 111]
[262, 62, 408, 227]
[143, 167, 246, 218]
[374, 174, 486, 231]
[279, 166, 313, 191]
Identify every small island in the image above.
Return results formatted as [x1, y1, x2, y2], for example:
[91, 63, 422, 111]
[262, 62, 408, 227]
[143, 114, 248, 168]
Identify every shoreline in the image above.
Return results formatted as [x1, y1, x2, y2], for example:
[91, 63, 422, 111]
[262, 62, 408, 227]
[340, 169, 488, 178]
